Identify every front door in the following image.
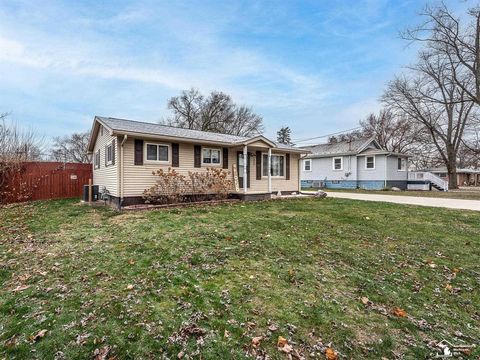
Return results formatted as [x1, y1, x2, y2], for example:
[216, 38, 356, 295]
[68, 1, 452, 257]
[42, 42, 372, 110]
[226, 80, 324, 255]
[237, 151, 250, 188]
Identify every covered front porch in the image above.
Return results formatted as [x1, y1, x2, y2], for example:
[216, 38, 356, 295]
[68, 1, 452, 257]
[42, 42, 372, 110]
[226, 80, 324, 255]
[226, 136, 301, 199]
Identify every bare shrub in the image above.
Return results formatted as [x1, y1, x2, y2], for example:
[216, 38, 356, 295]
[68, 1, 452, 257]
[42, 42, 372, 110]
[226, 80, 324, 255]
[188, 168, 233, 202]
[143, 167, 234, 204]
[142, 168, 188, 204]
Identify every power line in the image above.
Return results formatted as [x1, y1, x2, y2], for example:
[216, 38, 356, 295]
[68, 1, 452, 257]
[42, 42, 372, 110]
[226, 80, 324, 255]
[293, 126, 363, 143]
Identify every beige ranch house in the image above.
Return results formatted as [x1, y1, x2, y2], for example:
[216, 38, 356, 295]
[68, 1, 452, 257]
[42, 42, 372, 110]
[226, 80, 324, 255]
[87, 116, 308, 208]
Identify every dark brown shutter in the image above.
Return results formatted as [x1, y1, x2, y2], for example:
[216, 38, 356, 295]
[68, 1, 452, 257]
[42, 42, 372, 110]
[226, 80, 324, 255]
[172, 143, 179, 167]
[112, 139, 116, 165]
[134, 139, 143, 165]
[194, 145, 201, 168]
[256, 151, 262, 180]
[285, 153, 290, 180]
[105, 145, 107, 167]
[222, 148, 229, 169]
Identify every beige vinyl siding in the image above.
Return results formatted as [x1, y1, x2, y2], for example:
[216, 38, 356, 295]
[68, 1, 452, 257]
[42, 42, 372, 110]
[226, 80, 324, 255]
[122, 138, 300, 197]
[123, 140, 212, 197]
[247, 140, 272, 148]
[92, 127, 119, 196]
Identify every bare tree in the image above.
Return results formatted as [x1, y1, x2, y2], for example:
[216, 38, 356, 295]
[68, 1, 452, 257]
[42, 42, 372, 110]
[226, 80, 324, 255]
[360, 109, 421, 153]
[403, 3, 480, 106]
[50, 132, 90, 163]
[164, 88, 264, 137]
[382, 52, 477, 189]
[0, 113, 45, 203]
[0, 114, 44, 162]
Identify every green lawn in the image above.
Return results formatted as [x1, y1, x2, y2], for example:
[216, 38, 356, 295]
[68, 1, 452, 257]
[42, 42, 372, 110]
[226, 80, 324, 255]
[305, 188, 480, 200]
[1, 198, 479, 359]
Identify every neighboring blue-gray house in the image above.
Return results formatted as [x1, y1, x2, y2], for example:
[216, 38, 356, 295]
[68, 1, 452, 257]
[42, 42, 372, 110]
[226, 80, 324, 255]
[300, 137, 409, 190]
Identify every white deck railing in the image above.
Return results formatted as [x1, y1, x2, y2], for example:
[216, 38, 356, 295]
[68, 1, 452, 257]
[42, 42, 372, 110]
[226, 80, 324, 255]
[408, 171, 449, 191]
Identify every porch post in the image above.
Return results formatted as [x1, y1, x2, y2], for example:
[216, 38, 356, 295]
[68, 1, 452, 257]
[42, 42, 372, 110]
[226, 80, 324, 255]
[243, 145, 248, 194]
[268, 148, 272, 193]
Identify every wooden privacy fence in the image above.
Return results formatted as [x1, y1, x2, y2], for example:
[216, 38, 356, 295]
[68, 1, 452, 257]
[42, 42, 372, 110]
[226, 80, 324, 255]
[0, 162, 92, 204]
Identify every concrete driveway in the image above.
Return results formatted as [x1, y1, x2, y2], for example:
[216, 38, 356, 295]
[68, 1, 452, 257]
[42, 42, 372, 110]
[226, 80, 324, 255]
[326, 192, 480, 211]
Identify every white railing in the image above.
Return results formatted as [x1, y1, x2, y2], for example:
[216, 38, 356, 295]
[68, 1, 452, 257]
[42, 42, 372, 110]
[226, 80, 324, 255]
[408, 171, 449, 191]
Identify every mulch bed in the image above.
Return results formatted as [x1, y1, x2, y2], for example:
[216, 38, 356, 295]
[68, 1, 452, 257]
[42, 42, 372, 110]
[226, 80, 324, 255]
[122, 199, 241, 211]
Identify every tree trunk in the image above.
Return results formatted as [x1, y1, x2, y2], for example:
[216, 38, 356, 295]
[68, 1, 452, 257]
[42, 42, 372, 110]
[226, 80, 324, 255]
[446, 149, 458, 190]
[448, 169, 458, 190]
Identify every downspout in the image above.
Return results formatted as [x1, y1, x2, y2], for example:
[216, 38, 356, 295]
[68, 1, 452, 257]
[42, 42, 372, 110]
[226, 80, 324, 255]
[384, 154, 390, 189]
[120, 134, 128, 209]
[243, 145, 248, 194]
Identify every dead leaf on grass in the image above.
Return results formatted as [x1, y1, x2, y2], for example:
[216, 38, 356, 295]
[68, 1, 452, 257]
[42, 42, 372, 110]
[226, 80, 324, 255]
[224, 329, 230, 338]
[126, 284, 134, 290]
[279, 343, 293, 354]
[268, 324, 278, 332]
[93, 346, 110, 360]
[252, 336, 262, 348]
[12, 284, 30, 293]
[277, 336, 288, 347]
[325, 347, 338, 360]
[361, 296, 373, 306]
[5, 335, 17, 347]
[391, 307, 407, 317]
[30, 329, 47, 342]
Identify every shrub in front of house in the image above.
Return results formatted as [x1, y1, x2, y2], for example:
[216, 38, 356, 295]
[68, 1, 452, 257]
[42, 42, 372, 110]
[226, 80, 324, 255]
[143, 167, 233, 204]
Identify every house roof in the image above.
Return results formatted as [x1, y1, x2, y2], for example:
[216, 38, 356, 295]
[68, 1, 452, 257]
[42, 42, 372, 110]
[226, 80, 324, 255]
[301, 137, 409, 158]
[301, 137, 377, 158]
[87, 116, 306, 153]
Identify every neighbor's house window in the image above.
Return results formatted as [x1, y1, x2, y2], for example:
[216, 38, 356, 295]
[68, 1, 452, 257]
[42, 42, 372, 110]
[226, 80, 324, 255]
[332, 157, 343, 171]
[303, 159, 312, 171]
[262, 154, 285, 177]
[365, 156, 375, 169]
[202, 148, 221, 165]
[397, 157, 406, 171]
[106, 144, 113, 165]
[94, 150, 100, 169]
[146, 143, 169, 162]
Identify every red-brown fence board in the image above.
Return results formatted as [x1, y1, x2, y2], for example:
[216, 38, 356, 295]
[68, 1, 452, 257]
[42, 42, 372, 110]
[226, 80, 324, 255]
[2, 162, 92, 204]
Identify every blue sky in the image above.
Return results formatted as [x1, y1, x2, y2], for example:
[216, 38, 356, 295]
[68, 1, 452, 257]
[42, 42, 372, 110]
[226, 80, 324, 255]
[0, 0, 471, 145]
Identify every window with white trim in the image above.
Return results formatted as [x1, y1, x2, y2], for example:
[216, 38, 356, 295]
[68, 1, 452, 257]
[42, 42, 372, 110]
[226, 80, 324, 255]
[397, 157, 406, 171]
[202, 148, 221, 165]
[366, 156, 375, 169]
[262, 154, 285, 177]
[303, 159, 311, 171]
[332, 157, 343, 170]
[146, 143, 169, 162]
[94, 150, 100, 169]
[106, 144, 113, 165]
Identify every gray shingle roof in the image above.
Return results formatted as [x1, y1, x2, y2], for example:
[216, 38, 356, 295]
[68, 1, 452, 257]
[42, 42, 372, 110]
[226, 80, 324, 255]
[301, 138, 374, 157]
[96, 116, 300, 151]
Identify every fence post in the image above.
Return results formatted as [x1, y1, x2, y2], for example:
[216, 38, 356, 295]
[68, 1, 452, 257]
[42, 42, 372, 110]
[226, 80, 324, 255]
[88, 178, 92, 203]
